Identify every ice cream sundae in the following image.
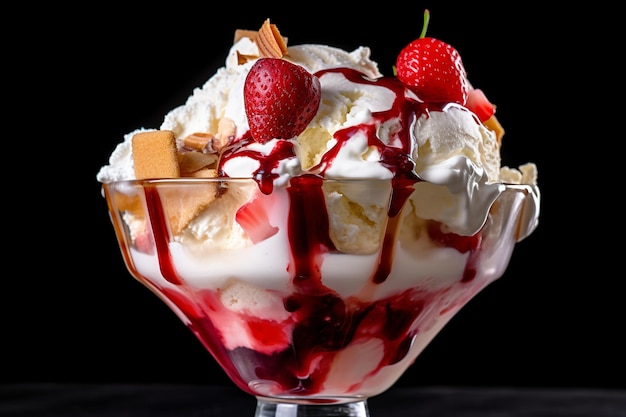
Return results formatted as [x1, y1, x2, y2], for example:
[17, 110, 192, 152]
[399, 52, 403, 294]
[98, 13, 540, 414]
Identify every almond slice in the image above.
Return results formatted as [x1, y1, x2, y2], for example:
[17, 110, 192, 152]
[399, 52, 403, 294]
[236, 51, 257, 65]
[183, 132, 215, 151]
[178, 151, 218, 174]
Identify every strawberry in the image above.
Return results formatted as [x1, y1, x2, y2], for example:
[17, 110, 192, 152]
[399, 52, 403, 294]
[465, 88, 495, 122]
[426, 220, 482, 254]
[236, 194, 279, 243]
[395, 10, 469, 105]
[134, 229, 154, 254]
[244, 58, 321, 144]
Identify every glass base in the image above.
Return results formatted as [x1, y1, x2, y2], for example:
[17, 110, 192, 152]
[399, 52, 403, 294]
[255, 398, 369, 417]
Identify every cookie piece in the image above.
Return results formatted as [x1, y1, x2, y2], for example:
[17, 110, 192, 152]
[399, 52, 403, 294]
[132, 130, 180, 179]
[131, 130, 218, 235]
[159, 182, 218, 235]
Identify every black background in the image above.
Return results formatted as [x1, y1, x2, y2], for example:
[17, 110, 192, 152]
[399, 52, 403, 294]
[7, 3, 621, 390]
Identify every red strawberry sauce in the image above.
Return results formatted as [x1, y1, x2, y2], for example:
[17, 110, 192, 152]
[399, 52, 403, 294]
[138, 174, 483, 400]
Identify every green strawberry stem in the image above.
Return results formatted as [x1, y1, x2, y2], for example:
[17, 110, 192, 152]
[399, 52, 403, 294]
[392, 9, 431, 76]
[420, 9, 430, 39]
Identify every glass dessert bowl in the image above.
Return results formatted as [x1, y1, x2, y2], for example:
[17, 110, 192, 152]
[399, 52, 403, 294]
[102, 175, 539, 417]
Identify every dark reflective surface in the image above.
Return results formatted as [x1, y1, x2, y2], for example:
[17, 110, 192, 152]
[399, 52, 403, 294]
[2, 384, 625, 417]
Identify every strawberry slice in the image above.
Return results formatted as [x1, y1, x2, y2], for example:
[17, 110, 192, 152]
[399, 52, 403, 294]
[395, 10, 469, 105]
[426, 220, 482, 254]
[236, 195, 279, 243]
[133, 229, 154, 254]
[244, 58, 321, 144]
[466, 88, 495, 122]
